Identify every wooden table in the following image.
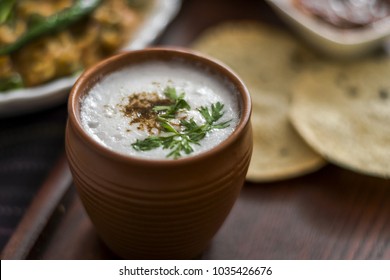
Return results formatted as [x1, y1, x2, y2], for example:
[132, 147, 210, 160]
[2, 0, 390, 260]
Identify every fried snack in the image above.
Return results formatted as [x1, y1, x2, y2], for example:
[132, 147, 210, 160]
[13, 31, 82, 86]
[290, 57, 390, 178]
[92, 0, 139, 53]
[192, 22, 325, 182]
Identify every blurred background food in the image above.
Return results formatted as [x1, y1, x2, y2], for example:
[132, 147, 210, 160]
[192, 22, 326, 182]
[266, 0, 390, 58]
[290, 56, 390, 178]
[1, 0, 390, 261]
[293, 0, 390, 29]
[0, 0, 150, 91]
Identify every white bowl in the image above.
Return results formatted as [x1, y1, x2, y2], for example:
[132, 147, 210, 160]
[266, 0, 390, 58]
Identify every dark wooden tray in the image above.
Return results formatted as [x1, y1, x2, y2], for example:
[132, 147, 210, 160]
[2, 0, 390, 260]
[2, 155, 390, 260]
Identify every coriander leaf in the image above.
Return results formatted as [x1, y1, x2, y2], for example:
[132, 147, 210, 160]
[164, 87, 178, 100]
[159, 119, 178, 133]
[198, 106, 213, 124]
[211, 102, 225, 122]
[181, 119, 198, 131]
[175, 98, 191, 111]
[211, 120, 231, 129]
[153, 105, 172, 112]
[157, 87, 190, 119]
[198, 101, 227, 126]
[131, 95, 231, 159]
[165, 135, 193, 159]
[132, 137, 162, 151]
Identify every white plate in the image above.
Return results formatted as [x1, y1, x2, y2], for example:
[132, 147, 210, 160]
[0, 0, 181, 117]
[266, 0, 390, 58]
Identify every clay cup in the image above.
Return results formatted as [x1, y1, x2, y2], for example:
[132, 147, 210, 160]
[65, 48, 252, 259]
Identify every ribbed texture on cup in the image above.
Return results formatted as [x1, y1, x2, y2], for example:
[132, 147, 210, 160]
[66, 120, 252, 259]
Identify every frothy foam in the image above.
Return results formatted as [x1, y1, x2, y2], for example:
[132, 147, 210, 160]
[80, 61, 240, 159]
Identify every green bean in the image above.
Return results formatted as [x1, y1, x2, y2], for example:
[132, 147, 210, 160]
[0, 0, 102, 56]
[0, 0, 16, 24]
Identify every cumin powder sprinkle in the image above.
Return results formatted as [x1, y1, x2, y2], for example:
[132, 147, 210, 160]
[120, 92, 173, 133]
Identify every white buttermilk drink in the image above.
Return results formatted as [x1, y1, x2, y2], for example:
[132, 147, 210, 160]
[80, 60, 240, 159]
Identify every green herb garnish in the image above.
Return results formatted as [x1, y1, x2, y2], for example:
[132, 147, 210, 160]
[132, 87, 231, 159]
[153, 87, 190, 119]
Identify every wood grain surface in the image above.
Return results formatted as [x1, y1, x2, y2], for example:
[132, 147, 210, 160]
[2, 0, 390, 260]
